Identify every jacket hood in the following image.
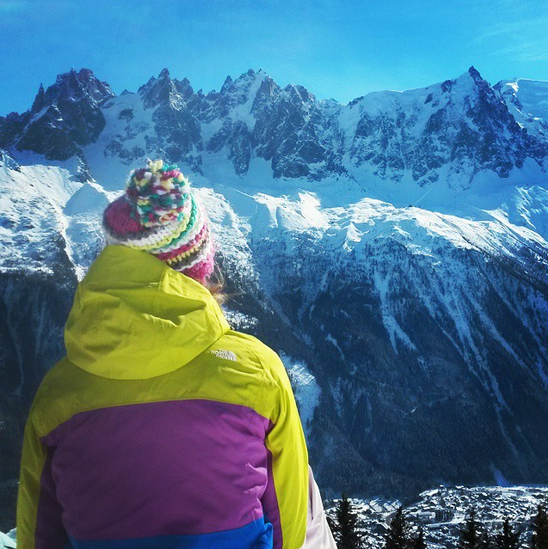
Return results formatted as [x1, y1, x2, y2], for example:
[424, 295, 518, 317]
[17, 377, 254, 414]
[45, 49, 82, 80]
[64, 245, 230, 380]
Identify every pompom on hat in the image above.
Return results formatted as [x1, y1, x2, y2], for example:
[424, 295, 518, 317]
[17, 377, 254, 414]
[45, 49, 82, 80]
[103, 159, 215, 284]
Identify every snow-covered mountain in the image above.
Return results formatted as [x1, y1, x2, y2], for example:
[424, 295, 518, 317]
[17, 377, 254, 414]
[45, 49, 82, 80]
[1, 66, 548, 530]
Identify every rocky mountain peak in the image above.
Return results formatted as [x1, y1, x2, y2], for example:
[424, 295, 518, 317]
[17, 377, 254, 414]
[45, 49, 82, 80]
[254, 74, 280, 101]
[207, 68, 271, 119]
[220, 68, 268, 93]
[4, 67, 114, 160]
[220, 74, 233, 93]
[158, 67, 171, 80]
[173, 76, 194, 102]
[31, 83, 46, 114]
[46, 67, 114, 108]
[283, 83, 316, 104]
[467, 65, 482, 81]
[137, 68, 194, 110]
[440, 65, 487, 95]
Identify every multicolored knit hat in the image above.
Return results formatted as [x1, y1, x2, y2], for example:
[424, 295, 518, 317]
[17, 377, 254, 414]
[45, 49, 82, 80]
[102, 159, 215, 284]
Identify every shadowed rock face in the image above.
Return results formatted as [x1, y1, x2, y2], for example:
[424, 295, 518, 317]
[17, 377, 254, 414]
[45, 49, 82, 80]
[0, 240, 77, 531]
[136, 69, 204, 171]
[243, 234, 548, 497]
[1, 67, 548, 531]
[0, 68, 114, 160]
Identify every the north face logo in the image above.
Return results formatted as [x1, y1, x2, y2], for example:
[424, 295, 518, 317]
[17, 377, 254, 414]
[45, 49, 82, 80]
[210, 349, 237, 362]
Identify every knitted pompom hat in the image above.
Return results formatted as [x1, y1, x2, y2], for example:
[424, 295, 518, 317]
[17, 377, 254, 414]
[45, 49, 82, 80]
[102, 159, 215, 284]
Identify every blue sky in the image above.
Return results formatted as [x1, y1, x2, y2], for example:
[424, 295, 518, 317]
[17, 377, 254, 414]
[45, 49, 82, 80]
[1, 0, 547, 114]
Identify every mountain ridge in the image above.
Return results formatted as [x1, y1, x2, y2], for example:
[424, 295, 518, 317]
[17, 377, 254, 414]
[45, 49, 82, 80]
[2, 65, 547, 190]
[0, 65, 548, 530]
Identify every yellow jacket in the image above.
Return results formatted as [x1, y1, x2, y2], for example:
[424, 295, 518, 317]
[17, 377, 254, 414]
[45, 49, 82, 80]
[17, 244, 309, 549]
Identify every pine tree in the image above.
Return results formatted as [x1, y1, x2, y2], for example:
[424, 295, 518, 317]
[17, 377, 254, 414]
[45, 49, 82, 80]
[479, 528, 494, 549]
[413, 527, 427, 549]
[329, 493, 364, 549]
[459, 508, 489, 549]
[385, 506, 413, 549]
[531, 504, 548, 549]
[495, 517, 520, 549]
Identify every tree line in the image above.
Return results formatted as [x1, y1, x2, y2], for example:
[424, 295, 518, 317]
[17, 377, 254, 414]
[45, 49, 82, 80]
[328, 495, 548, 549]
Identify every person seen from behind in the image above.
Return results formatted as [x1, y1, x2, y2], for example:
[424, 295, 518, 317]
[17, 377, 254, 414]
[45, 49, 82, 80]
[16, 159, 336, 548]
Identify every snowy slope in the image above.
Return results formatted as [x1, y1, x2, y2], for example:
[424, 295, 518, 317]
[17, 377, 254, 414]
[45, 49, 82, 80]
[495, 78, 548, 141]
[0, 530, 15, 549]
